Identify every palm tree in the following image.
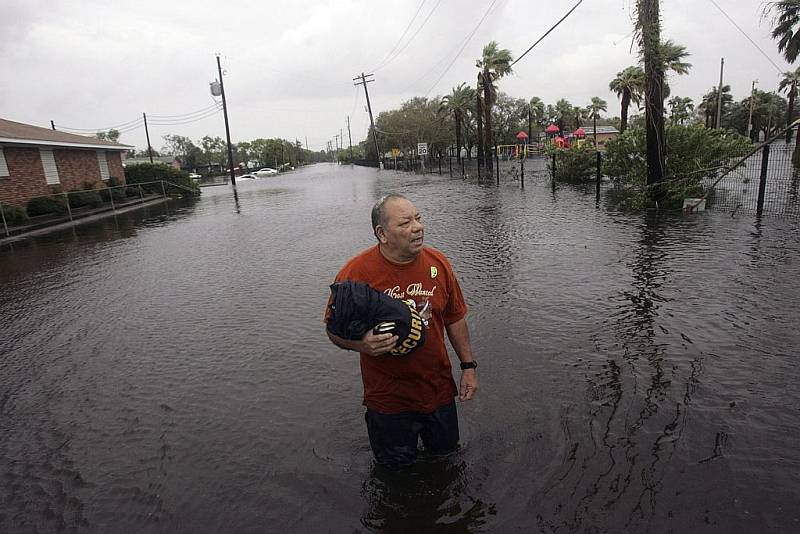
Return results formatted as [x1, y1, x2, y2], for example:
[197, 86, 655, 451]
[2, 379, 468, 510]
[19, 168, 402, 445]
[587, 96, 608, 146]
[698, 85, 732, 128]
[528, 96, 545, 139]
[609, 66, 645, 132]
[477, 41, 513, 170]
[554, 99, 574, 135]
[660, 40, 692, 75]
[441, 83, 476, 163]
[667, 96, 694, 125]
[765, 1, 800, 63]
[779, 68, 800, 142]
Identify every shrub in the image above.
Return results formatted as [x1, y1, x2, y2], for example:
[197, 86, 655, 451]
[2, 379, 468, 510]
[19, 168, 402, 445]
[548, 143, 597, 184]
[27, 196, 68, 217]
[124, 163, 200, 197]
[1, 205, 28, 226]
[603, 124, 753, 210]
[67, 189, 103, 209]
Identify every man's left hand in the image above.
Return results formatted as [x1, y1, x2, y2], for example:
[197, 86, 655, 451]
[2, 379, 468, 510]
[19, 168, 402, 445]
[459, 370, 478, 401]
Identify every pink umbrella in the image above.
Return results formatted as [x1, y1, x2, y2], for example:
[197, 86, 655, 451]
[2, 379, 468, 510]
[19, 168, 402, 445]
[574, 127, 585, 137]
[545, 124, 560, 133]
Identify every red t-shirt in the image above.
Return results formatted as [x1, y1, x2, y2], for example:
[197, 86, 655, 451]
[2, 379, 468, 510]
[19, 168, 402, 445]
[327, 245, 468, 414]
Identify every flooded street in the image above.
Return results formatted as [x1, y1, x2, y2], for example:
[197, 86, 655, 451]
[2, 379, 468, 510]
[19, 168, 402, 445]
[2, 163, 800, 533]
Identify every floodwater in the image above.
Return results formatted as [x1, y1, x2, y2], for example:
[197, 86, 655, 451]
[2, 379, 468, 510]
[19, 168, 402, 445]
[1, 163, 799, 533]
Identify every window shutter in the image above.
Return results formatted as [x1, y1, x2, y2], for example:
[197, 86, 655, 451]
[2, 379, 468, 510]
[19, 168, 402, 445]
[40, 149, 60, 185]
[0, 148, 8, 177]
[97, 150, 110, 181]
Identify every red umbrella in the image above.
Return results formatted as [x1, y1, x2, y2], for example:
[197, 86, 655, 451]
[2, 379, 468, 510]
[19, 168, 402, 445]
[545, 124, 560, 133]
[574, 127, 585, 137]
[516, 131, 529, 140]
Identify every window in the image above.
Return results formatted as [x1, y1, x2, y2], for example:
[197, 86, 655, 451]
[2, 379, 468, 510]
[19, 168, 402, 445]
[40, 148, 60, 185]
[97, 150, 110, 181]
[0, 147, 8, 177]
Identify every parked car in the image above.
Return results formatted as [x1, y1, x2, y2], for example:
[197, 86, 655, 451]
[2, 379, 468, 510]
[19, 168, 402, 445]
[189, 173, 202, 180]
[255, 167, 278, 177]
[238, 173, 257, 181]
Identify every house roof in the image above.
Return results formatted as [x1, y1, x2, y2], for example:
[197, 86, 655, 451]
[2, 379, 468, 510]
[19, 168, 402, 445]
[581, 126, 620, 135]
[0, 117, 133, 151]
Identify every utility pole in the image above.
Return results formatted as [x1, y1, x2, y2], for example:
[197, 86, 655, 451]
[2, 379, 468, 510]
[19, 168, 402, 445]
[346, 115, 353, 161]
[143, 112, 154, 164]
[216, 54, 236, 187]
[353, 72, 381, 168]
[50, 120, 56, 131]
[715, 58, 725, 129]
[305, 136, 309, 151]
[747, 80, 758, 141]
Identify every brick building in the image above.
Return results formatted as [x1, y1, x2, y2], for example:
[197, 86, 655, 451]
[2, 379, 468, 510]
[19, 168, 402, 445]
[0, 118, 132, 207]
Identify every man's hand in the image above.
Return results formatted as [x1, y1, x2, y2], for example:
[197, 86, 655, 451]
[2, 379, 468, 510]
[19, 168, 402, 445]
[459, 369, 478, 401]
[358, 331, 398, 356]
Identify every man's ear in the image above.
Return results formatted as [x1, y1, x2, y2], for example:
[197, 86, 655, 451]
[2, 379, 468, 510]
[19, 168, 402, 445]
[375, 225, 387, 243]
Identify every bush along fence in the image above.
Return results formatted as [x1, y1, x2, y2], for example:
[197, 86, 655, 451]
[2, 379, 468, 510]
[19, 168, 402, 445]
[0, 179, 199, 238]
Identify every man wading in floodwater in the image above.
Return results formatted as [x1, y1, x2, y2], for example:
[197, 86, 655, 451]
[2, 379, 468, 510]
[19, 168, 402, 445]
[325, 194, 478, 470]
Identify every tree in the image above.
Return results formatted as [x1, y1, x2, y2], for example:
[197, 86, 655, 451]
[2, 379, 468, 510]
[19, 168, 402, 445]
[765, 1, 800, 63]
[491, 93, 528, 145]
[528, 96, 546, 139]
[554, 99, 574, 135]
[161, 134, 201, 169]
[477, 41, 514, 170]
[667, 96, 694, 125]
[637, 0, 666, 185]
[441, 83, 476, 163]
[587, 96, 608, 146]
[659, 39, 692, 99]
[96, 129, 120, 142]
[779, 68, 800, 141]
[609, 66, 645, 132]
[698, 85, 733, 128]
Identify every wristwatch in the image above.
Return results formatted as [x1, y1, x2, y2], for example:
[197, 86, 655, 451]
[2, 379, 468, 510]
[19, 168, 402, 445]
[460, 360, 478, 370]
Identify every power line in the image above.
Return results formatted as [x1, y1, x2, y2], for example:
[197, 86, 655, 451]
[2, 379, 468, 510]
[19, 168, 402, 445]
[423, 0, 501, 97]
[510, 0, 585, 68]
[371, 0, 427, 72]
[148, 103, 222, 119]
[374, 0, 442, 72]
[148, 107, 223, 125]
[708, 0, 783, 74]
[55, 116, 143, 132]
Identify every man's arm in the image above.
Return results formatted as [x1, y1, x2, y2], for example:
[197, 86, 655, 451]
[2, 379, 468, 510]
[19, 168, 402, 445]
[445, 318, 478, 401]
[326, 329, 399, 357]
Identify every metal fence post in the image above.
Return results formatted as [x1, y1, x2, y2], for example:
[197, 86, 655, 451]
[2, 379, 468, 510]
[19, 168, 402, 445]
[438, 153, 442, 175]
[596, 151, 602, 201]
[64, 192, 73, 222]
[161, 180, 167, 198]
[0, 201, 9, 237]
[552, 152, 557, 192]
[520, 150, 525, 189]
[495, 144, 500, 185]
[757, 144, 770, 217]
[138, 185, 144, 200]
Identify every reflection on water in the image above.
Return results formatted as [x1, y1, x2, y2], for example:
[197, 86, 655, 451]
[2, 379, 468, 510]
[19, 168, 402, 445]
[2, 164, 800, 532]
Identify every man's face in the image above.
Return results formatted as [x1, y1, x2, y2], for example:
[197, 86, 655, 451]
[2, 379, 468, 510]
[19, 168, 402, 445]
[377, 198, 424, 261]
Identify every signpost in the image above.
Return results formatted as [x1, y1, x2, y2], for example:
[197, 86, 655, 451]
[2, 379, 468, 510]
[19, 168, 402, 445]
[392, 148, 400, 170]
[516, 131, 529, 188]
[417, 143, 428, 174]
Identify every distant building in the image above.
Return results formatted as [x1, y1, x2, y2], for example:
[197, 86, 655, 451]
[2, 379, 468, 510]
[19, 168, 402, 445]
[581, 126, 620, 148]
[122, 155, 181, 169]
[0, 118, 132, 207]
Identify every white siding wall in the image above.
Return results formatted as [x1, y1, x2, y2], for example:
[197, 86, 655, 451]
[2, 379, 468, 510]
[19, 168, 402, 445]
[0, 148, 8, 177]
[97, 150, 110, 181]
[40, 149, 60, 185]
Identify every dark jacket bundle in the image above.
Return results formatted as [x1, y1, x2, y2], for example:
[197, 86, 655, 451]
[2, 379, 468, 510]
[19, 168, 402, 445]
[327, 280, 426, 357]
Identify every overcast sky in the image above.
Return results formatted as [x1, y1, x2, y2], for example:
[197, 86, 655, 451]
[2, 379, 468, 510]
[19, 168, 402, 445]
[2, 0, 792, 153]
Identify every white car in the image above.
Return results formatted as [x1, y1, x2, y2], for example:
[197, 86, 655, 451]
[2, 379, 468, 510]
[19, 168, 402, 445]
[255, 167, 278, 177]
[238, 173, 257, 181]
[189, 173, 202, 180]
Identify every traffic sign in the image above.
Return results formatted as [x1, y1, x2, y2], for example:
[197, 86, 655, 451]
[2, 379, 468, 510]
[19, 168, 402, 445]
[417, 143, 428, 156]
